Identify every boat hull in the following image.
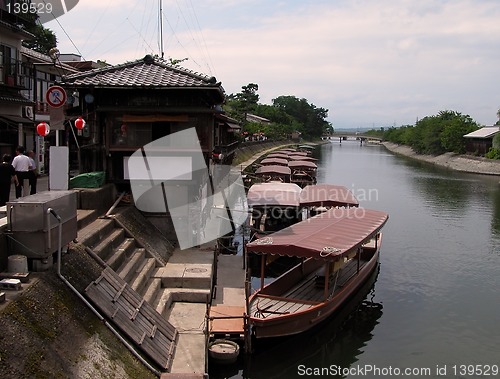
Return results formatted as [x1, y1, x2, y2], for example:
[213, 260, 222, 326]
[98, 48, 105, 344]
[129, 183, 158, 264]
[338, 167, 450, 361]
[249, 245, 380, 339]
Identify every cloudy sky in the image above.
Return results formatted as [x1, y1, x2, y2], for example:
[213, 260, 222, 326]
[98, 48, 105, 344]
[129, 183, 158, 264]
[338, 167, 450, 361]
[44, 0, 500, 129]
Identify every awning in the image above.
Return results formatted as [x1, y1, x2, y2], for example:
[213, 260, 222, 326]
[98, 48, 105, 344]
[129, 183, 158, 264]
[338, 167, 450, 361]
[299, 184, 359, 207]
[0, 92, 34, 105]
[255, 165, 291, 176]
[122, 114, 189, 122]
[247, 182, 302, 207]
[226, 122, 241, 130]
[0, 115, 34, 126]
[246, 207, 388, 260]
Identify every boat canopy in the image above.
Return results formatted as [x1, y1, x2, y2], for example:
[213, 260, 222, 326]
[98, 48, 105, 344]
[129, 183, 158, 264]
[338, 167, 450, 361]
[288, 151, 308, 157]
[266, 153, 290, 160]
[255, 165, 291, 176]
[260, 158, 289, 166]
[288, 160, 318, 169]
[299, 184, 359, 208]
[298, 145, 315, 150]
[288, 156, 318, 162]
[247, 182, 302, 207]
[246, 207, 388, 260]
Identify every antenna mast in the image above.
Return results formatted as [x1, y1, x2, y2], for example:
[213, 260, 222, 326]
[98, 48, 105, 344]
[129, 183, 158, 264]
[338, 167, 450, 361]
[159, 0, 164, 58]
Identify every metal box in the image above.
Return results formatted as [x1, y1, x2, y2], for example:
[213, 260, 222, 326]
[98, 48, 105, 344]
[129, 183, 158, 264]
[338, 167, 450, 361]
[6, 190, 77, 258]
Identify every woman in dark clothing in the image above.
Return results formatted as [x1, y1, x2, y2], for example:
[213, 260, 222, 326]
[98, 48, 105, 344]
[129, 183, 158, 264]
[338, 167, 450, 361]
[0, 154, 18, 206]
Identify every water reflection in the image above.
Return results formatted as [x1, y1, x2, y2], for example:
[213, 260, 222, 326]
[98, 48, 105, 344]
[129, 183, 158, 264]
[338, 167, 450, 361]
[209, 268, 383, 379]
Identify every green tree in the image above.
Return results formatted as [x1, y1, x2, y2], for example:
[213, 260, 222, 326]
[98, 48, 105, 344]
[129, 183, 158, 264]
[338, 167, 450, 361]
[384, 111, 479, 154]
[227, 83, 260, 122]
[22, 23, 58, 55]
[272, 95, 331, 139]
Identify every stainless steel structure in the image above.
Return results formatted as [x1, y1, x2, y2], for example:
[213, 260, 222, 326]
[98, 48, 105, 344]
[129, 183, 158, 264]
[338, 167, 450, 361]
[6, 191, 77, 258]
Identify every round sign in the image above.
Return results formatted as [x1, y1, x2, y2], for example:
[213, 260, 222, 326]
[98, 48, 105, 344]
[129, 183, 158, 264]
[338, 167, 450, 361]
[45, 86, 67, 108]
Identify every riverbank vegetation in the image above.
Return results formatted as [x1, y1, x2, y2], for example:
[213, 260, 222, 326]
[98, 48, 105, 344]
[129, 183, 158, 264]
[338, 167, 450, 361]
[365, 110, 489, 156]
[224, 83, 333, 140]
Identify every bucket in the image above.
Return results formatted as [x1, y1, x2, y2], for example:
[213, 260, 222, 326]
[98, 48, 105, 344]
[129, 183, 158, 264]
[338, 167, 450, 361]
[7, 255, 28, 273]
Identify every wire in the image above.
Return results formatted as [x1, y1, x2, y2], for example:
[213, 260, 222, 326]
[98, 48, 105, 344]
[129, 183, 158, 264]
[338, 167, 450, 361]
[40, 0, 84, 59]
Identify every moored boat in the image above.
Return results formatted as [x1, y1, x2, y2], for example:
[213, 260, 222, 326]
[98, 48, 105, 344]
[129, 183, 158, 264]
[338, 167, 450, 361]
[245, 207, 388, 339]
[288, 160, 317, 188]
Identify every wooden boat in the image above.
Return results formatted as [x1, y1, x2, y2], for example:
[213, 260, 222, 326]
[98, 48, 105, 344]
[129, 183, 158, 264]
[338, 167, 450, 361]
[299, 183, 359, 217]
[288, 160, 317, 188]
[254, 165, 291, 183]
[245, 207, 388, 339]
[247, 182, 302, 233]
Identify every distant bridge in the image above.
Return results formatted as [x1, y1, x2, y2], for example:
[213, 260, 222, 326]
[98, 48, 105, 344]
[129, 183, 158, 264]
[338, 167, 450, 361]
[322, 133, 383, 144]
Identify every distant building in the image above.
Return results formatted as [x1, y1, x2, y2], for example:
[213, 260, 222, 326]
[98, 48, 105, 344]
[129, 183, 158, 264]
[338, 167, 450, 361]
[463, 126, 500, 155]
[0, 3, 34, 157]
[246, 113, 270, 124]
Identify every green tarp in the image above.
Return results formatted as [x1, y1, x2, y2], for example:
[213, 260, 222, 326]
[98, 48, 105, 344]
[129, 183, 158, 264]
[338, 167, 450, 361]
[69, 171, 106, 188]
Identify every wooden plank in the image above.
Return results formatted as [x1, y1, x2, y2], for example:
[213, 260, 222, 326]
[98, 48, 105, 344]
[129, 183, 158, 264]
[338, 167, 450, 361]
[209, 305, 245, 334]
[86, 285, 173, 367]
[98, 269, 177, 339]
[92, 280, 174, 352]
[103, 268, 177, 336]
[85, 269, 178, 370]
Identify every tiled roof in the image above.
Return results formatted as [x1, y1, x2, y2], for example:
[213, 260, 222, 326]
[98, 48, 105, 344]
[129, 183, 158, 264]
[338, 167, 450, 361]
[60, 55, 222, 90]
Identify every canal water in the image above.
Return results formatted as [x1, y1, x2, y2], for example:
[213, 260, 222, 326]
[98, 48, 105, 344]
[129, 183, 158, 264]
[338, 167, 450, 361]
[210, 141, 500, 378]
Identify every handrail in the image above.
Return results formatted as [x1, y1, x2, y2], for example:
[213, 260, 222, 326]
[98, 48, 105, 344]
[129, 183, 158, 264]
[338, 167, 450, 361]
[47, 207, 161, 377]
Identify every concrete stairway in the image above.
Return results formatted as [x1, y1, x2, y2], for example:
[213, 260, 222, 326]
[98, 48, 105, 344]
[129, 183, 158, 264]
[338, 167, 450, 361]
[76, 210, 214, 375]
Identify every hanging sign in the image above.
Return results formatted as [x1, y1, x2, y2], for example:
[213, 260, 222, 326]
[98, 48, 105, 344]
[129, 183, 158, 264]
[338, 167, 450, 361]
[45, 86, 67, 108]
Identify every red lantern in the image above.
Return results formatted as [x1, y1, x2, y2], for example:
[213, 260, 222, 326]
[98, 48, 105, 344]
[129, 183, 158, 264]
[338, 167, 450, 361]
[75, 116, 86, 130]
[36, 122, 50, 137]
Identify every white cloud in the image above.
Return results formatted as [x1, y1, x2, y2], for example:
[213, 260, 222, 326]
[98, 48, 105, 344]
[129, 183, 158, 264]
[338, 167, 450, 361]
[46, 0, 500, 128]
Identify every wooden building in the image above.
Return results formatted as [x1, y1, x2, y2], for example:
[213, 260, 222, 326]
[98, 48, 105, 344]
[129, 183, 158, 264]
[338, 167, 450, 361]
[463, 127, 500, 155]
[60, 55, 240, 245]
[60, 54, 239, 183]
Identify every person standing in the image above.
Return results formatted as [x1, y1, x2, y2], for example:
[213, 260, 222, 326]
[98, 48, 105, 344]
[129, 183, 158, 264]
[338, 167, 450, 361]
[0, 154, 18, 206]
[27, 150, 38, 195]
[12, 146, 31, 198]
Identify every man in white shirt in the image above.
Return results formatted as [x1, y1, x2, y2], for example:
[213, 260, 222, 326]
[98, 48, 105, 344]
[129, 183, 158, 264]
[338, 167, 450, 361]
[12, 146, 32, 198]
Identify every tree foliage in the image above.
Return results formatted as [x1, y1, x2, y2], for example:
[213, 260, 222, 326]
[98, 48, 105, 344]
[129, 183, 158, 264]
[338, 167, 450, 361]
[22, 23, 58, 55]
[224, 85, 332, 140]
[382, 110, 479, 155]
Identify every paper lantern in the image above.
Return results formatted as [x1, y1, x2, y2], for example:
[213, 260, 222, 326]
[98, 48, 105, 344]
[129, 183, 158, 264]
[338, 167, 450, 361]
[75, 116, 86, 130]
[36, 122, 50, 137]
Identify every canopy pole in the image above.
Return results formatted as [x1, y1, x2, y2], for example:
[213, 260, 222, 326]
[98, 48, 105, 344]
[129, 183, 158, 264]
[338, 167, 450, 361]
[323, 263, 330, 300]
[260, 255, 266, 289]
[357, 247, 361, 272]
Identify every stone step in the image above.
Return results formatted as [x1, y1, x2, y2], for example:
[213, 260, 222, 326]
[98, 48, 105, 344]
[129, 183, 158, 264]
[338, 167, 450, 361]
[77, 218, 115, 248]
[155, 288, 211, 317]
[93, 228, 126, 261]
[106, 238, 136, 271]
[117, 248, 146, 283]
[76, 209, 99, 230]
[155, 263, 213, 289]
[129, 258, 157, 295]
[143, 277, 162, 306]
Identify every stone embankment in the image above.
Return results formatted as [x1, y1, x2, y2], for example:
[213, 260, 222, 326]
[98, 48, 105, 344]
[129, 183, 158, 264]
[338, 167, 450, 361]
[382, 142, 500, 176]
